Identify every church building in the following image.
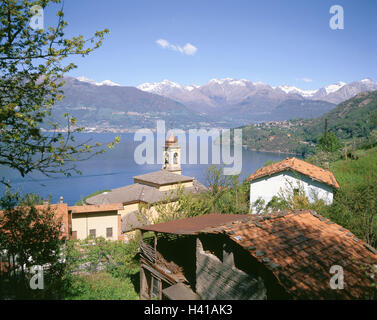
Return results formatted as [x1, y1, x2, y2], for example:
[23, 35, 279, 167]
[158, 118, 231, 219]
[69, 134, 207, 241]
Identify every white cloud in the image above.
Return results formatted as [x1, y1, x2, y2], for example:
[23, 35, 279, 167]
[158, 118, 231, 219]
[297, 77, 313, 83]
[156, 38, 197, 55]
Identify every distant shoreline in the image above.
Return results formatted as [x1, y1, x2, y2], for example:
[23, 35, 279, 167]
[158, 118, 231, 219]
[244, 147, 300, 156]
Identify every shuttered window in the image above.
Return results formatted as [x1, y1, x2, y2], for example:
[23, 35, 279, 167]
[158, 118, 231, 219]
[106, 227, 113, 238]
[89, 229, 96, 238]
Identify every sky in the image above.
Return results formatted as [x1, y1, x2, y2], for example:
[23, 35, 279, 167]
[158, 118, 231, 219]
[43, 0, 377, 89]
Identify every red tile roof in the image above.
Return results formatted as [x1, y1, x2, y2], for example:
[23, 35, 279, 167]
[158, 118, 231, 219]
[205, 210, 377, 299]
[138, 212, 377, 299]
[247, 157, 340, 189]
[69, 203, 123, 214]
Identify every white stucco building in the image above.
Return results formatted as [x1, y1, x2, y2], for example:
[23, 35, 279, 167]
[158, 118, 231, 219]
[248, 157, 340, 214]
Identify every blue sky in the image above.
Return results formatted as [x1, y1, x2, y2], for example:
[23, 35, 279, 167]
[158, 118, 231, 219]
[44, 0, 377, 89]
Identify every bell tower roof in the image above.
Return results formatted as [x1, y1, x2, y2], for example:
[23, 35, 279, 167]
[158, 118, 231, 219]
[165, 133, 178, 146]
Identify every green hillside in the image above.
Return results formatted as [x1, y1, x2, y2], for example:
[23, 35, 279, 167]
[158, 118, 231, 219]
[240, 91, 377, 155]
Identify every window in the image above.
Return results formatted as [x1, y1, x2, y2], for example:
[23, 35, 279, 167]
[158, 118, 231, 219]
[151, 276, 160, 299]
[106, 227, 113, 238]
[89, 229, 96, 238]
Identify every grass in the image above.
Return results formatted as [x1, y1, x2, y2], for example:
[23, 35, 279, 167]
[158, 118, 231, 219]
[330, 146, 377, 189]
[66, 271, 139, 300]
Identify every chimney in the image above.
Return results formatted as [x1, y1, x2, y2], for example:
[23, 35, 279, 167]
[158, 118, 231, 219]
[59, 196, 64, 204]
[324, 162, 329, 171]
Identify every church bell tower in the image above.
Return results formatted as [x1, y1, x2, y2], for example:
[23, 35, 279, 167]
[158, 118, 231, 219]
[162, 133, 181, 175]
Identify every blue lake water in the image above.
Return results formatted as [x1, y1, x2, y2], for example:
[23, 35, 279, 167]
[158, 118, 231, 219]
[0, 133, 291, 205]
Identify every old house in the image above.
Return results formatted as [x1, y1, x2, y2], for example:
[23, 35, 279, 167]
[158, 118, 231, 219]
[137, 211, 377, 300]
[248, 157, 340, 213]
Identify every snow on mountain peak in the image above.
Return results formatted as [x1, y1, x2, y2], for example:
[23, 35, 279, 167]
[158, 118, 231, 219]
[278, 85, 318, 97]
[101, 80, 121, 86]
[361, 78, 374, 83]
[77, 76, 120, 87]
[324, 81, 346, 94]
[137, 80, 184, 94]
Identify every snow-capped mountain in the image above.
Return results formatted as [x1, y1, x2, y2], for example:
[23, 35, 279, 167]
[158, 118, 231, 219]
[278, 85, 318, 98]
[77, 76, 121, 87]
[137, 78, 377, 107]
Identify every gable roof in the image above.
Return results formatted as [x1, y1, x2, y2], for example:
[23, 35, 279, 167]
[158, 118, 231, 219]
[133, 170, 193, 186]
[85, 179, 207, 205]
[204, 210, 377, 299]
[247, 157, 340, 189]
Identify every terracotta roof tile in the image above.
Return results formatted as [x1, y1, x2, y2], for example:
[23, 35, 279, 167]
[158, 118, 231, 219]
[69, 203, 123, 214]
[247, 157, 340, 189]
[205, 210, 377, 299]
[139, 212, 377, 299]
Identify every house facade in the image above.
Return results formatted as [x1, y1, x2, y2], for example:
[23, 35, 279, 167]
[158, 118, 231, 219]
[137, 211, 377, 300]
[68, 203, 123, 241]
[248, 157, 340, 213]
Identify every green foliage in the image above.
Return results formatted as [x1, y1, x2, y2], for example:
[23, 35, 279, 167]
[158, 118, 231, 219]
[0, 190, 65, 299]
[205, 164, 247, 213]
[318, 147, 377, 247]
[17, 192, 52, 206]
[65, 237, 139, 277]
[139, 184, 213, 225]
[317, 131, 343, 152]
[63, 237, 140, 300]
[0, 0, 119, 186]
[65, 272, 138, 300]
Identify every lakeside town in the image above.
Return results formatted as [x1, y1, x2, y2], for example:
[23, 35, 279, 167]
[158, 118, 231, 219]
[1, 0, 377, 305]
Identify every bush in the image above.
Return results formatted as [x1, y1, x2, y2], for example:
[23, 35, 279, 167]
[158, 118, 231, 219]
[66, 272, 138, 300]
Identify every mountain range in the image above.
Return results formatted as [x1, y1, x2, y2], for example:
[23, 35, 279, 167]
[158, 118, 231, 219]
[49, 76, 377, 130]
[137, 77, 377, 125]
[137, 77, 377, 107]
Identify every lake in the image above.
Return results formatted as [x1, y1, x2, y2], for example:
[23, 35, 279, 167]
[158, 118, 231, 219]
[0, 133, 291, 205]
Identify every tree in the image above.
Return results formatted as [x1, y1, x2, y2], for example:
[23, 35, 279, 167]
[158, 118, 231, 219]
[206, 164, 232, 213]
[0, 0, 118, 186]
[371, 110, 377, 128]
[0, 190, 65, 298]
[138, 185, 212, 225]
[317, 131, 343, 153]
